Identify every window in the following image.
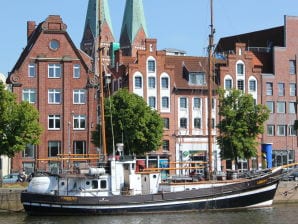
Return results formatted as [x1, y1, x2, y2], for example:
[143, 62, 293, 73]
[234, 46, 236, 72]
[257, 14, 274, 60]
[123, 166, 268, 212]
[277, 101, 286, 113]
[180, 97, 187, 109]
[22, 88, 36, 103]
[249, 80, 256, 92]
[289, 102, 296, 114]
[162, 96, 169, 109]
[22, 144, 35, 158]
[163, 118, 169, 129]
[194, 118, 201, 129]
[212, 118, 215, 129]
[266, 101, 274, 113]
[267, 125, 274, 136]
[28, 63, 36, 77]
[278, 83, 285, 96]
[73, 89, 86, 104]
[237, 80, 244, 91]
[148, 60, 155, 72]
[135, 76, 142, 88]
[189, 72, 206, 85]
[73, 64, 80, 78]
[237, 63, 244, 75]
[48, 115, 61, 130]
[148, 77, 156, 88]
[48, 64, 61, 78]
[161, 77, 169, 88]
[193, 98, 201, 109]
[180, 118, 187, 129]
[290, 83, 296, 96]
[149, 96, 156, 108]
[49, 39, 60, 50]
[266, 82, 273, 96]
[277, 125, 286, 136]
[73, 141, 86, 154]
[162, 140, 169, 151]
[73, 115, 86, 130]
[225, 79, 232, 90]
[48, 141, 61, 157]
[289, 125, 297, 136]
[48, 89, 61, 104]
[289, 60, 296, 74]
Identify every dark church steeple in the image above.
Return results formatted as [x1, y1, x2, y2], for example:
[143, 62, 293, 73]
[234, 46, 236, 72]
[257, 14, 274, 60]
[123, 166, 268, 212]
[81, 0, 115, 62]
[119, 0, 148, 57]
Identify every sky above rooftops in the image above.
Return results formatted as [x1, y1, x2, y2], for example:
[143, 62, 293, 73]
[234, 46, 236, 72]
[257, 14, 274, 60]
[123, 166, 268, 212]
[0, 0, 298, 76]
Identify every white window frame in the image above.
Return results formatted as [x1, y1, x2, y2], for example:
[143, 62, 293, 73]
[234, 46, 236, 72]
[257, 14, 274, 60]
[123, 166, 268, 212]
[73, 115, 86, 130]
[73, 89, 86, 104]
[48, 89, 61, 104]
[28, 63, 36, 77]
[48, 63, 61, 78]
[73, 64, 81, 78]
[22, 88, 36, 103]
[48, 115, 61, 130]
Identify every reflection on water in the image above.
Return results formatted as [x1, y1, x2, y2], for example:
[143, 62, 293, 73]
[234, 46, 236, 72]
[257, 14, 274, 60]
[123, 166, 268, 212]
[0, 204, 297, 224]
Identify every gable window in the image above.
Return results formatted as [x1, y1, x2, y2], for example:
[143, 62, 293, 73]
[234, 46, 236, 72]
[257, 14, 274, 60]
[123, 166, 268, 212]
[73, 115, 86, 130]
[148, 60, 155, 72]
[48, 115, 61, 130]
[135, 76, 142, 88]
[48, 63, 61, 78]
[162, 96, 169, 109]
[290, 83, 296, 96]
[249, 80, 256, 92]
[73, 64, 80, 78]
[237, 80, 244, 91]
[148, 77, 156, 88]
[189, 72, 206, 86]
[180, 97, 187, 109]
[22, 88, 36, 103]
[193, 97, 201, 109]
[266, 82, 273, 96]
[278, 83, 285, 96]
[180, 118, 187, 129]
[161, 77, 169, 89]
[28, 63, 36, 77]
[194, 118, 201, 129]
[48, 89, 61, 104]
[289, 60, 296, 75]
[73, 89, 86, 104]
[149, 96, 156, 108]
[237, 62, 244, 75]
[225, 78, 232, 90]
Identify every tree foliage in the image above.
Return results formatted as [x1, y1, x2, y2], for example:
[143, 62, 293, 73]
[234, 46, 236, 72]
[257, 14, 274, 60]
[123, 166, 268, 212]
[0, 82, 42, 157]
[216, 88, 269, 168]
[92, 89, 163, 155]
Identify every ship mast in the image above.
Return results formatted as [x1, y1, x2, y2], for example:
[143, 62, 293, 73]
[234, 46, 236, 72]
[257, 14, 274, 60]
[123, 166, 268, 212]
[96, 0, 107, 159]
[207, 0, 215, 177]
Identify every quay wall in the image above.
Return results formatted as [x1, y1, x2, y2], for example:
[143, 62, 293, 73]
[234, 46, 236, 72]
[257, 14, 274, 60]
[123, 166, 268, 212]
[0, 182, 297, 212]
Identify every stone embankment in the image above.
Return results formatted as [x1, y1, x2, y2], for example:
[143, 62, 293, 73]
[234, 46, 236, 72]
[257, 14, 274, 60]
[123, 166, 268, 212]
[0, 181, 297, 212]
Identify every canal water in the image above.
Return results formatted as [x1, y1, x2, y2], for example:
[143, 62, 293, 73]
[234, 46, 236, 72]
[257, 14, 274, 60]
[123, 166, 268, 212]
[0, 203, 297, 224]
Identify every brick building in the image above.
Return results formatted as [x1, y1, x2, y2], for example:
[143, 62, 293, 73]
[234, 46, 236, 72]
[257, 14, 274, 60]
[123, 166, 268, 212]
[215, 15, 298, 168]
[6, 15, 98, 173]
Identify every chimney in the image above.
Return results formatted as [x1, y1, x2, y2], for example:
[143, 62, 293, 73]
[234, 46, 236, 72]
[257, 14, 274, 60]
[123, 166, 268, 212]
[27, 21, 36, 41]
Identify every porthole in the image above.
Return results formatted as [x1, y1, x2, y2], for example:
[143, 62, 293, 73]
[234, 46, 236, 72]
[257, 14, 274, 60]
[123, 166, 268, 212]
[49, 39, 60, 50]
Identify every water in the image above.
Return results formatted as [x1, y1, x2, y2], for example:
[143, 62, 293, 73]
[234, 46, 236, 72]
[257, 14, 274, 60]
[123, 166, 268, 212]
[0, 203, 297, 224]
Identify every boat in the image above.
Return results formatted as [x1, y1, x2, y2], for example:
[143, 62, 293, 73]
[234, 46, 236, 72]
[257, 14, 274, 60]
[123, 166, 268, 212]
[21, 0, 283, 215]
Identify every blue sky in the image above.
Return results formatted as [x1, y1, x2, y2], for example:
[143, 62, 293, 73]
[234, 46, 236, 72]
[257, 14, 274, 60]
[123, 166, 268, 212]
[1, 0, 298, 76]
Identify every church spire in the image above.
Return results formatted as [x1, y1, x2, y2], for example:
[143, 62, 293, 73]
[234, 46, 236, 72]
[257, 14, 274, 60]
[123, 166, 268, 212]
[81, 0, 115, 61]
[119, 0, 148, 56]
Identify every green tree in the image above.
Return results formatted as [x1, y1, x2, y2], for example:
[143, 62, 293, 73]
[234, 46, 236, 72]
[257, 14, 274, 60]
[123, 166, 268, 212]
[92, 89, 163, 155]
[217, 88, 269, 170]
[0, 82, 42, 158]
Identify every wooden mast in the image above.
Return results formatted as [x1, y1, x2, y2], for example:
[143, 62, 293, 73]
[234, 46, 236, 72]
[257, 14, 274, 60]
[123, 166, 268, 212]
[208, 0, 215, 177]
[97, 0, 107, 159]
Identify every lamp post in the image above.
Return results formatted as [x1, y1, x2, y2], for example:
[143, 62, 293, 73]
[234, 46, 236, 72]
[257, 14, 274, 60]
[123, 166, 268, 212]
[67, 121, 71, 170]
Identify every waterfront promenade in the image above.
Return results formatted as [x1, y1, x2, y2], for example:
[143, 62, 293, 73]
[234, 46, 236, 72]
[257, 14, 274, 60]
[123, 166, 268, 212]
[0, 181, 297, 212]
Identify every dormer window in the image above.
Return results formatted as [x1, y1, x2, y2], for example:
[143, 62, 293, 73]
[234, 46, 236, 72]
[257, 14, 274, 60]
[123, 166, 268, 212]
[189, 72, 206, 86]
